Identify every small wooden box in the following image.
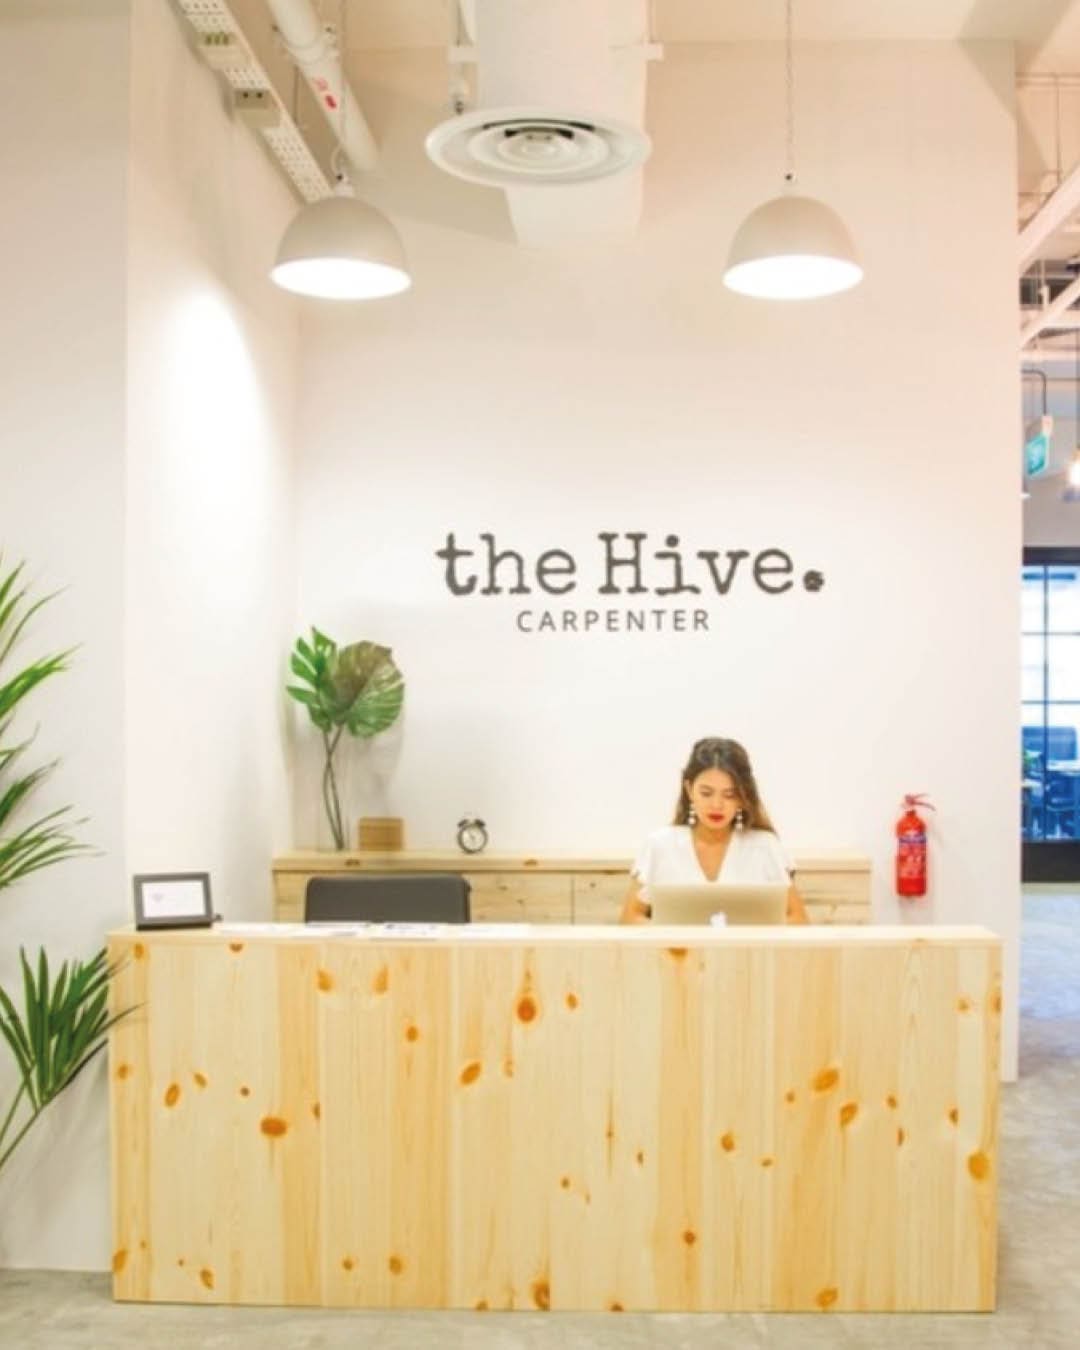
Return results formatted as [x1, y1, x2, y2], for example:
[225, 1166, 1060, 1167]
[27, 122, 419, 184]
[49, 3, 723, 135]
[357, 816, 404, 851]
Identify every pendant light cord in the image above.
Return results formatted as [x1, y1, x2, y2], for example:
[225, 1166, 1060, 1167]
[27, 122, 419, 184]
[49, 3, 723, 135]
[785, 0, 795, 184]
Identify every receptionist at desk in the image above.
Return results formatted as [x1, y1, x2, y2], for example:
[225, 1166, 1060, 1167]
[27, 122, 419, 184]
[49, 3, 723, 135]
[621, 737, 809, 925]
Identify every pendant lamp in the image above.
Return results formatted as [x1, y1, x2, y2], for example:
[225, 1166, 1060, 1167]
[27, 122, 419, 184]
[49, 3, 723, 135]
[723, 0, 862, 301]
[270, 0, 410, 302]
[271, 181, 411, 301]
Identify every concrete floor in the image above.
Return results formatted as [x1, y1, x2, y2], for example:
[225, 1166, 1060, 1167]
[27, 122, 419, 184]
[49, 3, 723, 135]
[1, 891, 1078, 1349]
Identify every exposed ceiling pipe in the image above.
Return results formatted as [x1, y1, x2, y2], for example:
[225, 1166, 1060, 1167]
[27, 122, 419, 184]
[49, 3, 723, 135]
[262, 0, 378, 175]
[1018, 159, 1080, 273]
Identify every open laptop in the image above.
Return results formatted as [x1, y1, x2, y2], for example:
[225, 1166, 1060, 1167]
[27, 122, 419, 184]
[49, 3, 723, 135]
[649, 883, 788, 926]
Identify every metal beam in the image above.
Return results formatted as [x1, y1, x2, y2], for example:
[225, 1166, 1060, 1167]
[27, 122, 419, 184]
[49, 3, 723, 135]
[1019, 160, 1080, 273]
[1019, 272, 1080, 348]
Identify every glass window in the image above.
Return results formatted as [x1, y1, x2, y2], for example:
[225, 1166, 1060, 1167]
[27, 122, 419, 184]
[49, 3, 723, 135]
[1022, 635, 1045, 702]
[1048, 636, 1080, 703]
[1048, 566, 1080, 633]
[1023, 555, 1080, 843]
[1022, 568, 1045, 633]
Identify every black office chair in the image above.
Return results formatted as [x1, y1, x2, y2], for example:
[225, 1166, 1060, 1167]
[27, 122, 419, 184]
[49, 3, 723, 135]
[1044, 777, 1080, 840]
[304, 873, 471, 924]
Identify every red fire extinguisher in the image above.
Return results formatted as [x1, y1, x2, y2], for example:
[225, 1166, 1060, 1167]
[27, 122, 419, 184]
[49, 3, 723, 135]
[896, 794, 935, 898]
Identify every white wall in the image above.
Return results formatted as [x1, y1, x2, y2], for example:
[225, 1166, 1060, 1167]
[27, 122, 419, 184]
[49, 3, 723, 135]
[0, 0, 131, 1270]
[295, 43, 1022, 1074]
[125, 0, 298, 915]
[0, 0, 299, 1270]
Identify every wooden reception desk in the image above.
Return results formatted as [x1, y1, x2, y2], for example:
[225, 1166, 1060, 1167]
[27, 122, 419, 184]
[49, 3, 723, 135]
[108, 923, 1000, 1313]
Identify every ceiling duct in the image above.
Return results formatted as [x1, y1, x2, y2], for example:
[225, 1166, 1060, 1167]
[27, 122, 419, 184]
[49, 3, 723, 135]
[426, 0, 659, 245]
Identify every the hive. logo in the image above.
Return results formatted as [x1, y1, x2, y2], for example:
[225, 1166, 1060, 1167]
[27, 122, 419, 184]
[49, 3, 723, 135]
[435, 532, 825, 634]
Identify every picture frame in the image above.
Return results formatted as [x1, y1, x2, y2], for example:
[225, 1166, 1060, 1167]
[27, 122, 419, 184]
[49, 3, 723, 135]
[132, 872, 214, 930]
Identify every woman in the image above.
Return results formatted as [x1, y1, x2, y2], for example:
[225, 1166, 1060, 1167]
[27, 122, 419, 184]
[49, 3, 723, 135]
[620, 737, 808, 924]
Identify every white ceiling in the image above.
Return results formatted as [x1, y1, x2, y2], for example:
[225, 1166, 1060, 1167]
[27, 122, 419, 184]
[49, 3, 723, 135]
[341, 1, 1080, 73]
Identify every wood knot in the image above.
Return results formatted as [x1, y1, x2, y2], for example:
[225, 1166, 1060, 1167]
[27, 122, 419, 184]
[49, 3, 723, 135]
[388, 1255, 404, 1275]
[260, 1116, 288, 1138]
[460, 1061, 482, 1086]
[560, 1176, 571, 1190]
[193, 1072, 208, 1089]
[228, 942, 244, 954]
[609, 1301, 624, 1312]
[475, 1299, 489, 1310]
[635, 1150, 645, 1166]
[682, 1229, 697, 1247]
[239, 1085, 251, 1098]
[531, 1279, 550, 1310]
[991, 990, 1003, 1014]
[784, 1089, 796, 1104]
[968, 1151, 990, 1181]
[164, 1083, 181, 1108]
[312, 1102, 321, 1121]
[956, 996, 972, 1012]
[133, 943, 145, 960]
[503, 1058, 515, 1078]
[405, 1024, 420, 1042]
[719, 1132, 736, 1153]
[342, 1256, 354, 1272]
[812, 1067, 839, 1093]
[886, 1094, 898, 1110]
[565, 992, 579, 1010]
[666, 947, 688, 959]
[112, 1249, 128, 1274]
[116, 1063, 132, 1081]
[316, 968, 333, 992]
[839, 1101, 858, 1127]
[373, 966, 389, 995]
[199, 1268, 214, 1290]
[897, 1127, 906, 1147]
[948, 1107, 959, 1126]
[516, 996, 538, 1023]
[760, 1156, 775, 1168]
[816, 1286, 838, 1310]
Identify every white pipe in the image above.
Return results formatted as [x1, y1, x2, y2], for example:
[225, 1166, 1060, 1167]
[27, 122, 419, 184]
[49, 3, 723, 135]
[263, 0, 377, 174]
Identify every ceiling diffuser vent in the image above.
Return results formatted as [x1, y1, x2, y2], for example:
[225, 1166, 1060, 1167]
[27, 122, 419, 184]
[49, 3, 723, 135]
[426, 105, 650, 188]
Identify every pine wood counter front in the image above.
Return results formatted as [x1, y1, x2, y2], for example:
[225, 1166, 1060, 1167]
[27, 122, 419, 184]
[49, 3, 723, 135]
[108, 924, 1001, 1313]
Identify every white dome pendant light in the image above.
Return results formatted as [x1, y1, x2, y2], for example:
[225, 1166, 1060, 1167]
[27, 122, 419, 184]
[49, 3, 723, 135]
[270, 0, 411, 302]
[272, 177, 410, 300]
[723, 0, 862, 301]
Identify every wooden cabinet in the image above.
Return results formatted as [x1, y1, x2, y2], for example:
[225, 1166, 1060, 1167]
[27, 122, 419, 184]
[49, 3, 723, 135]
[272, 850, 872, 924]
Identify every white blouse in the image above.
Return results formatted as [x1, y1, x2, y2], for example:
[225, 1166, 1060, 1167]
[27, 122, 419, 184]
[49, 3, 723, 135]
[631, 825, 792, 900]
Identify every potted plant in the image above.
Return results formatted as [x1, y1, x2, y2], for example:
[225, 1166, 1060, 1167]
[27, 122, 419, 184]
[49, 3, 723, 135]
[286, 628, 405, 850]
[0, 556, 126, 1175]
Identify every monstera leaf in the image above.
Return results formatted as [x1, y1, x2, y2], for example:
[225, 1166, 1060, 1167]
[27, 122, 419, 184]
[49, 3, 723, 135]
[286, 628, 405, 848]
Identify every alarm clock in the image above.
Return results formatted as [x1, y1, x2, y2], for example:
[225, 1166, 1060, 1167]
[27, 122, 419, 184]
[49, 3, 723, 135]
[456, 817, 488, 855]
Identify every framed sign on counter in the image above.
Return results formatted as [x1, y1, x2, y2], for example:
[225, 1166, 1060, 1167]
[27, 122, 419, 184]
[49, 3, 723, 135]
[132, 872, 214, 930]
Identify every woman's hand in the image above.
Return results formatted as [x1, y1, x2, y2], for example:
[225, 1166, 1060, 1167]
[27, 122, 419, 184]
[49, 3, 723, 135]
[620, 881, 650, 924]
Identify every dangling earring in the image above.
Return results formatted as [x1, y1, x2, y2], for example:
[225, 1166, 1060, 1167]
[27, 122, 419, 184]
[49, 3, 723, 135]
[735, 810, 746, 830]
[687, 805, 697, 826]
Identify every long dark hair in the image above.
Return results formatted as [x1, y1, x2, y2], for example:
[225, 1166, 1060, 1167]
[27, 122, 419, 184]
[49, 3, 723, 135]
[673, 737, 776, 832]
